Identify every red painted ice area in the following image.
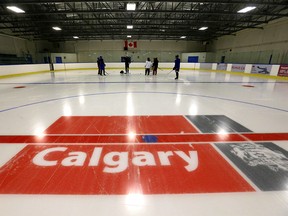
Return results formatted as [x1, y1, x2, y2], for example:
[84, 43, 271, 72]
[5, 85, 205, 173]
[44, 116, 200, 134]
[0, 115, 262, 195]
[1, 133, 288, 144]
[1, 116, 288, 145]
[0, 144, 254, 195]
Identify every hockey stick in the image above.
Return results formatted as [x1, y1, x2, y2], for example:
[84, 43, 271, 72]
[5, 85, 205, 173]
[167, 69, 174, 75]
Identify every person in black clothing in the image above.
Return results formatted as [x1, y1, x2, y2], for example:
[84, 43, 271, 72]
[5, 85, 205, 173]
[124, 56, 131, 74]
[152, 58, 159, 75]
[173, 55, 180, 80]
[97, 57, 101, 75]
[98, 56, 106, 76]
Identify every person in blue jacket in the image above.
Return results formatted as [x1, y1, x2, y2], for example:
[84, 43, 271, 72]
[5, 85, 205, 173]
[97, 57, 101, 75]
[99, 56, 106, 76]
[173, 55, 180, 79]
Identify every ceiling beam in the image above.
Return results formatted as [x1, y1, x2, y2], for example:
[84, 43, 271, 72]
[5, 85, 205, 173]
[1, 0, 287, 6]
[2, 10, 288, 17]
[0, 22, 266, 30]
[0, 17, 268, 24]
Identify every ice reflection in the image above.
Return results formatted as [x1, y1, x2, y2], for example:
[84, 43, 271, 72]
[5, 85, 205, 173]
[34, 126, 46, 138]
[266, 80, 276, 92]
[210, 72, 216, 80]
[79, 95, 85, 104]
[63, 103, 72, 116]
[176, 94, 181, 105]
[126, 93, 134, 116]
[242, 76, 250, 85]
[125, 192, 145, 212]
[128, 131, 136, 140]
[225, 74, 231, 82]
[217, 128, 228, 135]
[189, 103, 198, 115]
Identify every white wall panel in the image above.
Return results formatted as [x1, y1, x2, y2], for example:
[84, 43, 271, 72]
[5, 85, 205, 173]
[0, 64, 50, 76]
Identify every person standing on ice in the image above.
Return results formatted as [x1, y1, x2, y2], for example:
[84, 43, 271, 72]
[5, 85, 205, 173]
[173, 55, 180, 80]
[99, 56, 106, 76]
[97, 57, 101, 75]
[145, 58, 153, 75]
[124, 56, 131, 74]
[152, 57, 159, 75]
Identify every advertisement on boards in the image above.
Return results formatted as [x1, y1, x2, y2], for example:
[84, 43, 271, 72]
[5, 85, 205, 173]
[277, 65, 288, 77]
[231, 64, 245, 72]
[251, 64, 272, 74]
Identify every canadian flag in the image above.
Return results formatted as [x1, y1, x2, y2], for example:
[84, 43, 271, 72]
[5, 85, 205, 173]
[125, 40, 137, 49]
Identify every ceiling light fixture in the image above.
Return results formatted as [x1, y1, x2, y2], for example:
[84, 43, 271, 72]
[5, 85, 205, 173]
[237, 6, 256, 13]
[199, 27, 208, 30]
[180, 36, 186, 39]
[127, 25, 133, 29]
[127, 35, 132, 38]
[52, 26, 62, 31]
[73, 36, 79, 39]
[6, 6, 25, 13]
[126, 3, 136, 11]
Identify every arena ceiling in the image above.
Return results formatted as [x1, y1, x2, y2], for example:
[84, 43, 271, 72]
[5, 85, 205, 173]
[0, 0, 288, 42]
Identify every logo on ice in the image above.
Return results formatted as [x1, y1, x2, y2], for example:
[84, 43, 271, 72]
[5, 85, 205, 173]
[33, 146, 199, 173]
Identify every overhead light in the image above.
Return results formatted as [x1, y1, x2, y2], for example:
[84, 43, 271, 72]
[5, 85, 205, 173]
[52, 26, 62, 31]
[7, 6, 25, 13]
[199, 27, 208, 30]
[73, 36, 79, 39]
[126, 3, 136, 11]
[180, 36, 186, 39]
[66, 14, 78, 18]
[127, 25, 133, 29]
[127, 35, 132, 38]
[237, 6, 256, 13]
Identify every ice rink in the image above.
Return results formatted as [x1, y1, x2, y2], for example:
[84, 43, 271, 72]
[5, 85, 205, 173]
[0, 69, 288, 216]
